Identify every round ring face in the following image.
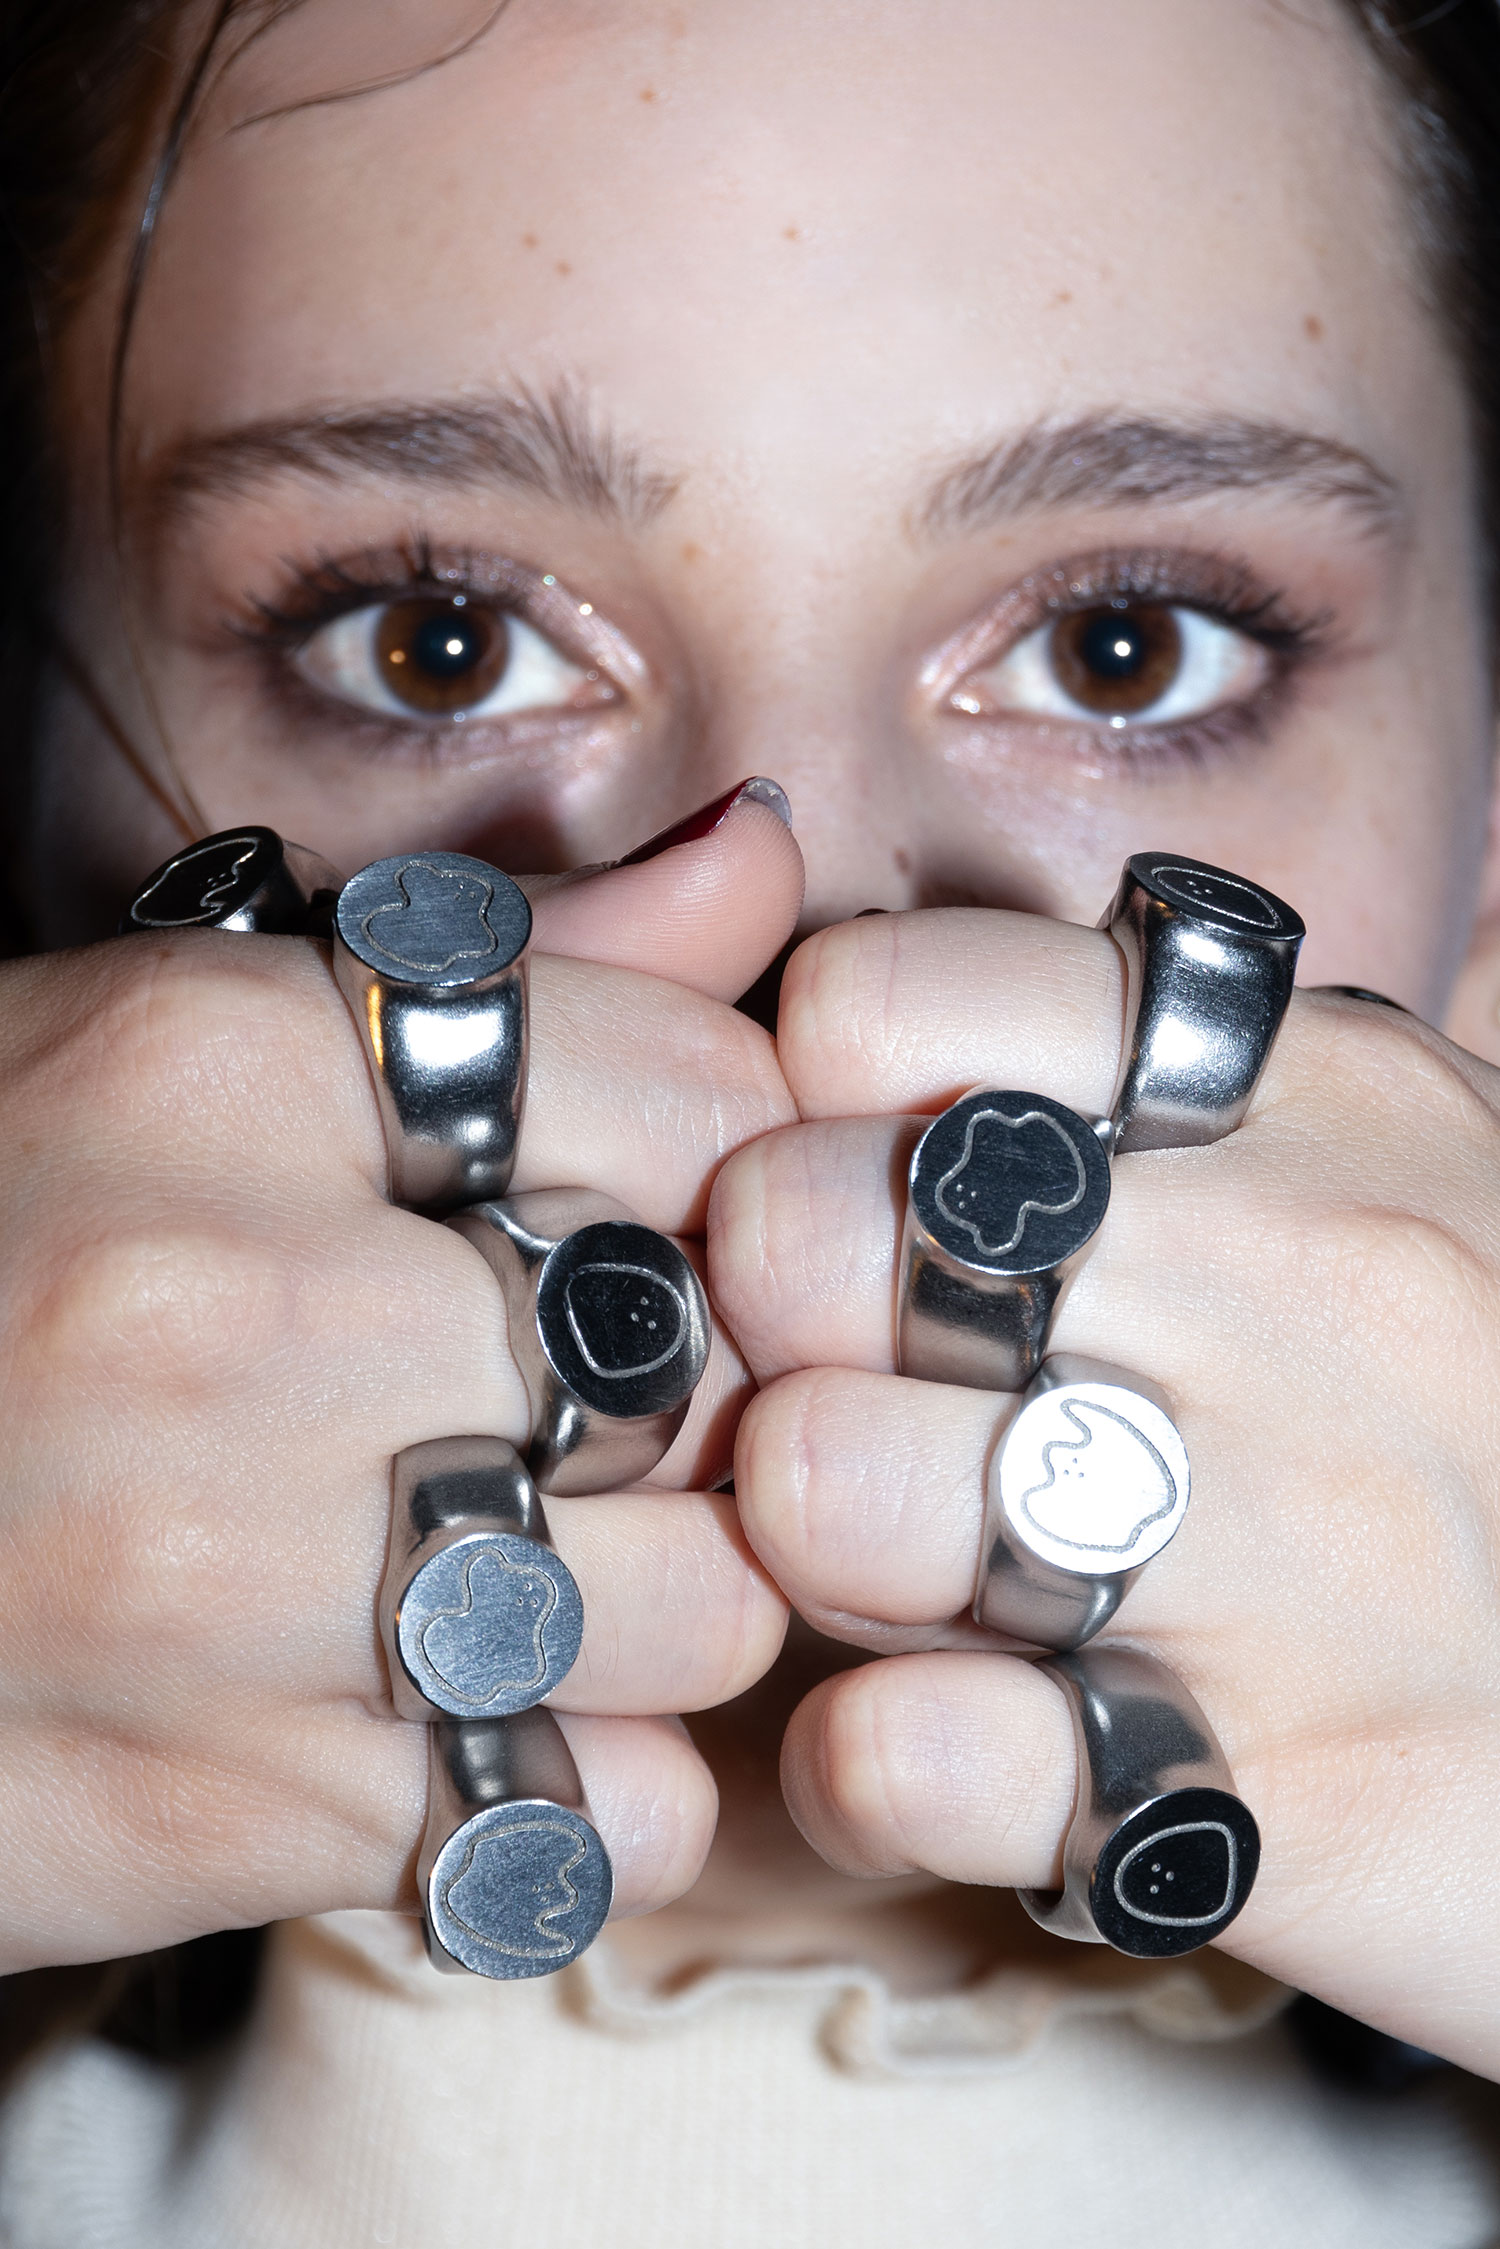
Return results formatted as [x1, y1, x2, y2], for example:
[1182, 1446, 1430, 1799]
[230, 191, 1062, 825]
[994, 1378, 1189, 1575]
[396, 1532, 583, 1717]
[1089, 1786, 1260, 1958]
[536, 1222, 710, 1418]
[427, 1799, 613, 1978]
[910, 1091, 1111, 1276]
[1127, 851, 1304, 943]
[336, 853, 532, 986]
[127, 827, 284, 928]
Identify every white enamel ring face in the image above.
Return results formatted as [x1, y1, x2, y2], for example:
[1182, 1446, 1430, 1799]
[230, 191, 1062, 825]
[994, 1376, 1190, 1576]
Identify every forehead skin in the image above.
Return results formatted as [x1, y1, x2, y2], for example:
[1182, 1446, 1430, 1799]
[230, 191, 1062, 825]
[51, 0, 1492, 1005]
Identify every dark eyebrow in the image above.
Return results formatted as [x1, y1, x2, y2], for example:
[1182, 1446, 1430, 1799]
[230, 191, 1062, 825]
[917, 414, 1402, 538]
[149, 379, 680, 527]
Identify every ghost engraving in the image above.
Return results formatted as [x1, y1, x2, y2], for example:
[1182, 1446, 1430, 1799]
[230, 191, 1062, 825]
[359, 860, 502, 973]
[132, 835, 260, 925]
[419, 1547, 558, 1704]
[442, 1817, 588, 1959]
[933, 1107, 1087, 1258]
[1151, 863, 1281, 931]
[1112, 1821, 1238, 1927]
[1018, 1397, 1178, 1555]
[563, 1263, 689, 1379]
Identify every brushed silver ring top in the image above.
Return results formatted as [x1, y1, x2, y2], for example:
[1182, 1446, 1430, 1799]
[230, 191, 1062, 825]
[334, 852, 531, 990]
[1104, 850, 1304, 1155]
[419, 1708, 613, 1980]
[1018, 1643, 1260, 1959]
[123, 826, 343, 936]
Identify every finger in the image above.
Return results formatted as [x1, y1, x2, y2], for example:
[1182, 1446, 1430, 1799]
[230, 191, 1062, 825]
[777, 907, 1122, 1119]
[546, 1493, 788, 1714]
[735, 1368, 996, 1635]
[707, 1116, 910, 1376]
[779, 1652, 1074, 1887]
[0, 1699, 717, 1967]
[527, 781, 805, 1003]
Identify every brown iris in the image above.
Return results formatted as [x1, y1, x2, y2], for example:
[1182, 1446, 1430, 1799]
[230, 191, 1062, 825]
[373, 597, 510, 715]
[1049, 602, 1182, 717]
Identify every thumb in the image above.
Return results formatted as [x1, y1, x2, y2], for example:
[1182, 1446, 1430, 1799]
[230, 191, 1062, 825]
[523, 778, 805, 1004]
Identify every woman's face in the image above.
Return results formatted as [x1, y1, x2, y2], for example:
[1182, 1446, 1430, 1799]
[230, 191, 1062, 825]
[35, 0, 1498, 1014]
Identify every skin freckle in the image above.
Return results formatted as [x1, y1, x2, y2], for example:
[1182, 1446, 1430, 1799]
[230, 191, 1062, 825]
[556, 260, 573, 277]
[893, 848, 912, 875]
[522, 232, 539, 249]
[784, 224, 801, 241]
[1051, 289, 1073, 306]
[640, 86, 656, 101]
[1305, 312, 1325, 341]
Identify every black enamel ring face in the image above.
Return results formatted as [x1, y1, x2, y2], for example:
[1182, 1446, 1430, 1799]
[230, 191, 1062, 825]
[426, 1799, 614, 1979]
[334, 852, 531, 988]
[1088, 1786, 1261, 1958]
[909, 1090, 1112, 1277]
[124, 825, 339, 935]
[1126, 852, 1304, 944]
[535, 1221, 711, 1420]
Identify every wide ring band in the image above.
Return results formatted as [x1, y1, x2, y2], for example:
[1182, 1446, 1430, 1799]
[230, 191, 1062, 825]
[450, 1189, 711, 1495]
[332, 851, 532, 1214]
[974, 1355, 1189, 1651]
[419, 1708, 613, 1978]
[1103, 851, 1304, 1155]
[1018, 1643, 1260, 1958]
[382, 1437, 584, 1720]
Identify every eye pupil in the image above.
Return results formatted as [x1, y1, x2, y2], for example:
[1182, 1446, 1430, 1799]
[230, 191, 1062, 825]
[375, 597, 509, 714]
[1052, 601, 1181, 716]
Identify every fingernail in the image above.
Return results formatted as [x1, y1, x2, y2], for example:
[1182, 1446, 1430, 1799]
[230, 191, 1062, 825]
[615, 777, 793, 866]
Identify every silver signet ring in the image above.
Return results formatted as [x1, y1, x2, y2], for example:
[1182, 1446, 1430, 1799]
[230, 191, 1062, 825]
[123, 826, 343, 936]
[1103, 851, 1304, 1155]
[333, 851, 532, 1214]
[382, 1438, 584, 1721]
[1018, 1643, 1260, 1958]
[419, 1707, 613, 1979]
[975, 1356, 1190, 1651]
[898, 1090, 1111, 1393]
[450, 1190, 711, 1495]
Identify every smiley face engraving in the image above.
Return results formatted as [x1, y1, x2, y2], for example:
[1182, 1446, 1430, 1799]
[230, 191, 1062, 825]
[934, 1106, 1088, 1258]
[441, 1817, 589, 1960]
[1112, 1821, 1239, 1928]
[562, 1263, 690, 1379]
[1018, 1397, 1179, 1556]
[419, 1546, 559, 1705]
[1149, 862, 1283, 931]
[130, 833, 262, 925]
[360, 859, 503, 973]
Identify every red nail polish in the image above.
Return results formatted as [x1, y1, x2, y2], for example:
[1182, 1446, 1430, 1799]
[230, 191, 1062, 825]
[615, 777, 792, 865]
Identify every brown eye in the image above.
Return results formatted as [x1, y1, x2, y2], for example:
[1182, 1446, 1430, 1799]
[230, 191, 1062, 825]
[1049, 602, 1182, 716]
[295, 594, 592, 722]
[955, 598, 1266, 730]
[374, 596, 509, 715]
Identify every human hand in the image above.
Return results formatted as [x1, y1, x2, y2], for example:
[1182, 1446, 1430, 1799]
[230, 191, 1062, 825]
[711, 905, 1500, 2078]
[0, 789, 800, 1971]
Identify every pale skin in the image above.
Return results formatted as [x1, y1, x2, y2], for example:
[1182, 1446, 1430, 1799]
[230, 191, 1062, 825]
[17, 0, 1500, 2077]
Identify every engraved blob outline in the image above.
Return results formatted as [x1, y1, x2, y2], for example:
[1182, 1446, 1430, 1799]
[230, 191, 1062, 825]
[359, 859, 502, 973]
[933, 1106, 1088, 1258]
[563, 1261, 689, 1379]
[1112, 1820, 1238, 1927]
[441, 1817, 588, 1958]
[416, 1544, 559, 1705]
[1150, 862, 1282, 931]
[1017, 1396, 1180, 1556]
[132, 834, 260, 925]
